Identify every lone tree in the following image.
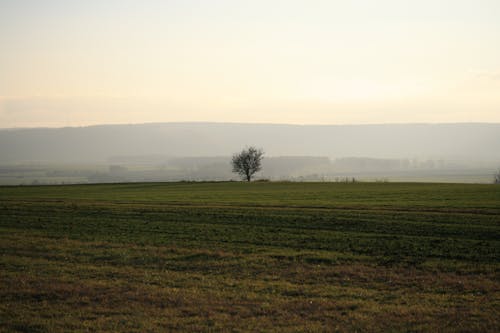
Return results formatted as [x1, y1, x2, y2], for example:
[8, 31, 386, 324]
[495, 169, 500, 184]
[231, 147, 264, 182]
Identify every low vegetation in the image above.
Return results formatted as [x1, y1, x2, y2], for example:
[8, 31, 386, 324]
[1, 182, 499, 332]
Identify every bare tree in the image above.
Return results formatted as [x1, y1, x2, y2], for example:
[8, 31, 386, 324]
[495, 169, 500, 184]
[231, 147, 264, 182]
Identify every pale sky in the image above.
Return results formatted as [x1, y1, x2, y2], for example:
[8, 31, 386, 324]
[1, 0, 500, 127]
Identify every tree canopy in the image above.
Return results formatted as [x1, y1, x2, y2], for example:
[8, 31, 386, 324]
[231, 147, 264, 182]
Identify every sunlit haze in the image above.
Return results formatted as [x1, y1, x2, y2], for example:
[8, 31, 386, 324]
[1, 0, 499, 127]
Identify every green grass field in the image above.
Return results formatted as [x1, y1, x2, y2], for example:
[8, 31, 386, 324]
[1, 182, 499, 332]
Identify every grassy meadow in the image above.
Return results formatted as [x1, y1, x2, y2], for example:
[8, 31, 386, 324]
[0, 182, 499, 332]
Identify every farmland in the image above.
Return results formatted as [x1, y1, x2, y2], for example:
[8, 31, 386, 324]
[1, 182, 499, 332]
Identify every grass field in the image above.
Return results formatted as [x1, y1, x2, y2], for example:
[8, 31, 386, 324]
[1, 182, 499, 332]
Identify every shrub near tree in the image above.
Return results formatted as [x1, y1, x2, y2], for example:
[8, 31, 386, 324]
[231, 147, 264, 182]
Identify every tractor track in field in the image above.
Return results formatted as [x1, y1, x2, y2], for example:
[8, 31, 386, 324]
[2, 197, 500, 217]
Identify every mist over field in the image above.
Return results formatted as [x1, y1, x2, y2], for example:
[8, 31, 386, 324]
[1, 122, 499, 184]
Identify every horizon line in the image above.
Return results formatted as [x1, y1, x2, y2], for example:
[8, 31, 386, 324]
[2, 121, 500, 131]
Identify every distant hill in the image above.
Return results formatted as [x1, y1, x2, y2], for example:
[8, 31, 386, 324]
[1, 122, 499, 164]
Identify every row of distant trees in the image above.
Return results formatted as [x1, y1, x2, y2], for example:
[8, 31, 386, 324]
[231, 146, 500, 184]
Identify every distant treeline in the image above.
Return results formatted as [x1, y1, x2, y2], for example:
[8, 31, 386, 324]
[0, 156, 496, 185]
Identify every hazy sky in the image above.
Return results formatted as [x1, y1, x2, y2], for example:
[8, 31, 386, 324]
[1, 0, 500, 127]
